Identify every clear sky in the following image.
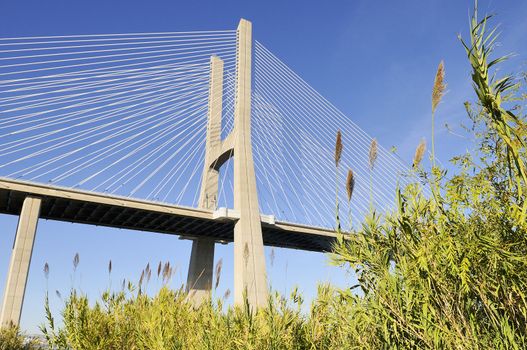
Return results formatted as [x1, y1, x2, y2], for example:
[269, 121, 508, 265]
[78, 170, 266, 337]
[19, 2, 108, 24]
[0, 0, 526, 333]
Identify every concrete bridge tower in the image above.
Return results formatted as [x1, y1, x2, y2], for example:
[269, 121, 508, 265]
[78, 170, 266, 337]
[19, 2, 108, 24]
[187, 19, 268, 307]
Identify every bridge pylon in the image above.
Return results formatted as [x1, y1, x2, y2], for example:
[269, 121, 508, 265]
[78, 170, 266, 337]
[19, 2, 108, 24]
[187, 18, 268, 307]
[186, 55, 224, 302]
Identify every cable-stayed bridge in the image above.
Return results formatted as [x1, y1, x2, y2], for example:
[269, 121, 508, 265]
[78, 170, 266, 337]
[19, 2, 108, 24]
[0, 19, 414, 326]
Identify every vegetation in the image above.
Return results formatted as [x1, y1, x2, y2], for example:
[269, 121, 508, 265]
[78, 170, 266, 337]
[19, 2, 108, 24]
[0, 326, 40, 350]
[2, 3, 526, 349]
[330, 5, 527, 348]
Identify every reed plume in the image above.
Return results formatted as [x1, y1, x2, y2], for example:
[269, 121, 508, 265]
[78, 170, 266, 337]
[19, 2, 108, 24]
[335, 130, 343, 167]
[162, 262, 170, 283]
[108, 260, 112, 275]
[214, 258, 223, 289]
[431, 61, 446, 167]
[223, 289, 231, 300]
[368, 139, 378, 208]
[369, 139, 378, 170]
[413, 139, 426, 169]
[73, 253, 79, 272]
[44, 262, 50, 292]
[346, 168, 355, 230]
[145, 263, 150, 275]
[346, 169, 355, 202]
[432, 61, 446, 113]
[139, 270, 145, 289]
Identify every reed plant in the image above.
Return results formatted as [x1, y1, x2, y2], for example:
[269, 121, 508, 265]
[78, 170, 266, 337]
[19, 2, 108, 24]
[431, 61, 446, 168]
[0, 326, 41, 350]
[331, 3, 527, 348]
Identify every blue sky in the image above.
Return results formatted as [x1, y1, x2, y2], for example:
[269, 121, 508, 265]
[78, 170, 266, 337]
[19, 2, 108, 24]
[1, 0, 526, 333]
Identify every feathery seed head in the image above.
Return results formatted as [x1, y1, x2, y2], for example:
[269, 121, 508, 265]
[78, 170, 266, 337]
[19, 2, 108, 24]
[44, 263, 49, 279]
[432, 61, 446, 113]
[369, 138, 378, 170]
[223, 289, 231, 300]
[139, 270, 145, 287]
[335, 130, 343, 167]
[413, 139, 427, 168]
[346, 169, 355, 202]
[73, 253, 80, 270]
[214, 258, 223, 289]
[162, 262, 170, 283]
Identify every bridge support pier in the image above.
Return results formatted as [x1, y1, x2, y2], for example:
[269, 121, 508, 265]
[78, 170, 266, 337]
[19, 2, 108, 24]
[186, 237, 215, 302]
[1, 196, 41, 327]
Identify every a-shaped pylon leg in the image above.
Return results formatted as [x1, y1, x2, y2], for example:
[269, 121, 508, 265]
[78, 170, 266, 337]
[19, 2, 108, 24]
[186, 56, 224, 303]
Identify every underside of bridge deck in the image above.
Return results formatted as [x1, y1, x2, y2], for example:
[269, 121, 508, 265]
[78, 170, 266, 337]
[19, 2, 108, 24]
[0, 179, 335, 253]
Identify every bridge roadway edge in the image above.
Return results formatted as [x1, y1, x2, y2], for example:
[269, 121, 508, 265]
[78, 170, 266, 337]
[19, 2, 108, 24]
[0, 177, 337, 253]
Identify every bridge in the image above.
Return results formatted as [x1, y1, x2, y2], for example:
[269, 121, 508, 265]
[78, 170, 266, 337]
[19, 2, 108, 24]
[0, 19, 413, 327]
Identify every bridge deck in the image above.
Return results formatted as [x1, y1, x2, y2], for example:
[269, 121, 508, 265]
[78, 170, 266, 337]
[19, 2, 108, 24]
[0, 178, 336, 252]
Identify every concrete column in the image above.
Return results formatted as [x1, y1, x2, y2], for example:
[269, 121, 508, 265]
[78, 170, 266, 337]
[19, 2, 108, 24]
[198, 55, 224, 210]
[186, 237, 215, 301]
[233, 19, 268, 307]
[1, 196, 41, 327]
[186, 56, 224, 302]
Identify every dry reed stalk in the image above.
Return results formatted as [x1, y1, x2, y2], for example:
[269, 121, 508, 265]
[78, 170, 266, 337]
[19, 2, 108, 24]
[335, 130, 344, 231]
[413, 139, 426, 168]
[346, 169, 355, 202]
[214, 258, 223, 289]
[369, 139, 378, 170]
[335, 130, 343, 167]
[432, 61, 446, 167]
